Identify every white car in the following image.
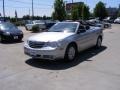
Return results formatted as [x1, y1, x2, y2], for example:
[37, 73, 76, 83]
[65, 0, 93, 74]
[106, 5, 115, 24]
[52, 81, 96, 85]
[24, 22, 103, 61]
[114, 17, 120, 24]
[25, 20, 46, 30]
[87, 19, 104, 30]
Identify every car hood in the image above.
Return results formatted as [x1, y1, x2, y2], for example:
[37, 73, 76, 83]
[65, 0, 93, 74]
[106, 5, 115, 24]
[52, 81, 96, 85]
[28, 32, 74, 42]
[5, 29, 22, 35]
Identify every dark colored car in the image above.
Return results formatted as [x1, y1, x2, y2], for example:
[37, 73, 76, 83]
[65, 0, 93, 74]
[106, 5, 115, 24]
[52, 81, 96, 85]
[45, 20, 56, 29]
[0, 22, 23, 42]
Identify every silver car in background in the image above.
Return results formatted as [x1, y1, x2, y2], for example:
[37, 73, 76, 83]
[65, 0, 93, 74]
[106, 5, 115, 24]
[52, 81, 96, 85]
[24, 22, 103, 61]
[25, 20, 46, 30]
[114, 17, 120, 24]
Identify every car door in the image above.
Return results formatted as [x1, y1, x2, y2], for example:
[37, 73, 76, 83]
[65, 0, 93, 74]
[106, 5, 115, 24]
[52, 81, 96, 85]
[85, 26, 98, 47]
[75, 25, 93, 51]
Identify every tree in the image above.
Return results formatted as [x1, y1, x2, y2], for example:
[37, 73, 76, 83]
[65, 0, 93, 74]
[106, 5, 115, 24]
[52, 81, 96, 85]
[71, 3, 90, 20]
[94, 1, 108, 20]
[71, 5, 79, 20]
[43, 15, 47, 20]
[52, 12, 56, 20]
[78, 2, 84, 18]
[82, 4, 90, 20]
[15, 10, 18, 21]
[22, 15, 30, 20]
[118, 11, 120, 17]
[53, 0, 66, 21]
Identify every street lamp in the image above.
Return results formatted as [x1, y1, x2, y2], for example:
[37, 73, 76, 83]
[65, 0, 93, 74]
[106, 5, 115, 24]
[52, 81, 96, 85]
[32, 0, 34, 20]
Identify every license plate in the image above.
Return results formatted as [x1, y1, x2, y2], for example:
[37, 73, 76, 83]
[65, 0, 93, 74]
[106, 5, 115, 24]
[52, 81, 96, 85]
[14, 36, 18, 39]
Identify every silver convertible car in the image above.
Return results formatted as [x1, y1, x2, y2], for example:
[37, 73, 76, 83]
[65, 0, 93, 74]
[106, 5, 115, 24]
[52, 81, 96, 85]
[24, 21, 103, 61]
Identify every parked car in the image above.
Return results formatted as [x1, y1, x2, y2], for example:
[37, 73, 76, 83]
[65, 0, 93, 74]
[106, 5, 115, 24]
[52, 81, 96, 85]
[103, 17, 114, 23]
[102, 22, 111, 28]
[25, 20, 45, 31]
[114, 17, 120, 24]
[0, 22, 23, 42]
[87, 19, 104, 29]
[87, 19, 111, 29]
[25, 20, 56, 31]
[24, 21, 103, 61]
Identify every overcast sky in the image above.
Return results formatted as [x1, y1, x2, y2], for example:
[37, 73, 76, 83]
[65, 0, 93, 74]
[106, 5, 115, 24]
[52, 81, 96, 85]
[0, 0, 120, 17]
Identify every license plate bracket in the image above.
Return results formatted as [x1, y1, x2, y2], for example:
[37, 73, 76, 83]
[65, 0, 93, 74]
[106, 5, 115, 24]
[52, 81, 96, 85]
[14, 36, 18, 39]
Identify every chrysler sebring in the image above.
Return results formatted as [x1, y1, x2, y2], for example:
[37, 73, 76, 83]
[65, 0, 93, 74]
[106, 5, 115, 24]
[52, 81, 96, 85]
[24, 22, 103, 61]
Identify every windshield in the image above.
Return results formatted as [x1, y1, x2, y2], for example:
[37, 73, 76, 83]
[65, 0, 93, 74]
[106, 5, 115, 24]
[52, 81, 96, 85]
[0, 23, 18, 31]
[48, 22, 78, 32]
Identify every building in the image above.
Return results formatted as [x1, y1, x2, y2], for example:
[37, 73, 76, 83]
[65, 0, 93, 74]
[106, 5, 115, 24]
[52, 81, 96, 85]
[106, 4, 120, 18]
[66, 2, 84, 15]
[106, 7, 118, 18]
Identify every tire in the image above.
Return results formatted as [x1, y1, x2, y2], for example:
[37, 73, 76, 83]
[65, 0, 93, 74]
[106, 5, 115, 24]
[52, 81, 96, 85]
[95, 37, 102, 48]
[64, 44, 77, 62]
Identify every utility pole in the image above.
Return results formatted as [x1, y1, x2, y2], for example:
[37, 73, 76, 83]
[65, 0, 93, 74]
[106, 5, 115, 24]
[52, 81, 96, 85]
[32, 0, 34, 20]
[29, 9, 30, 16]
[72, 0, 73, 3]
[29, 8, 31, 20]
[3, 0, 5, 21]
[64, 1, 67, 12]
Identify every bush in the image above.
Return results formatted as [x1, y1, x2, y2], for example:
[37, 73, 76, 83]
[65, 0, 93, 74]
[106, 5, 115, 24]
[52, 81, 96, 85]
[12, 21, 25, 26]
[32, 25, 39, 32]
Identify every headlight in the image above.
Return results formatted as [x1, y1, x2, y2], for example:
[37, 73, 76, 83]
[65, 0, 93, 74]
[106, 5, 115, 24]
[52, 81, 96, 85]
[45, 41, 61, 48]
[3, 32, 10, 35]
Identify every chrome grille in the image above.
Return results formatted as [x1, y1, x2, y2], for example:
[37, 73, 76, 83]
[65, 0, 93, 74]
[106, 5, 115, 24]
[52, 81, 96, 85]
[29, 41, 45, 48]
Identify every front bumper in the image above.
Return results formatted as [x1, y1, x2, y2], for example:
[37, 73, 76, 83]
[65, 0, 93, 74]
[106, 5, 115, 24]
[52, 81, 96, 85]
[24, 45, 65, 60]
[2, 34, 23, 41]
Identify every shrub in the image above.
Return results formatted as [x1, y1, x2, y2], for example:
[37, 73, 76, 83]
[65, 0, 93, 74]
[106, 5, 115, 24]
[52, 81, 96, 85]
[32, 25, 39, 32]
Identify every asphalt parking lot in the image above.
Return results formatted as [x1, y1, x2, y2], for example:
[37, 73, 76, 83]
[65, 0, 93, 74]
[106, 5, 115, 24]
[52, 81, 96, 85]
[0, 24, 120, 90]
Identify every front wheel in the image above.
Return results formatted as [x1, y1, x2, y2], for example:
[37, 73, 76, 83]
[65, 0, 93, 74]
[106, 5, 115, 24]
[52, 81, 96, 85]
[95, 37, 102, 48]
[64, 44, 77, 62]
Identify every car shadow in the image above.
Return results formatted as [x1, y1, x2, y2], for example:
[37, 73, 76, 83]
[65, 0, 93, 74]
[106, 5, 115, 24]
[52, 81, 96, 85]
[1, 40, 24, 44]
[25, 46, 107, 70]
